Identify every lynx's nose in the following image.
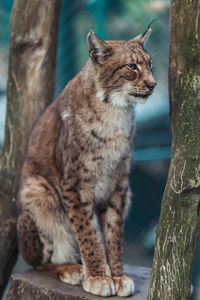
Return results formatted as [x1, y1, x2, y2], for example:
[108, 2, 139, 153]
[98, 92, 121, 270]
[146, 81, 157, 92]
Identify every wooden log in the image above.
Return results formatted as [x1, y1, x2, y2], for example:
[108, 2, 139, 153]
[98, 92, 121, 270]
[7, 266, 151, 300]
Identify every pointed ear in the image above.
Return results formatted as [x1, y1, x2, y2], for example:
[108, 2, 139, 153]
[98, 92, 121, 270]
[130, 27, 151, 46]
[129, 18, 157, 46]
[87, 30, 113, 64]
[134, 27, 151, 45]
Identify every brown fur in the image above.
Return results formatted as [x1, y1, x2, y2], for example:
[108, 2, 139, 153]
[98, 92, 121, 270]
[17, 30, 156, 297]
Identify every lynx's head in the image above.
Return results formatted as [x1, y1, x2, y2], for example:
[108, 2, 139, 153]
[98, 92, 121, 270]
[87, 28, 156, 107]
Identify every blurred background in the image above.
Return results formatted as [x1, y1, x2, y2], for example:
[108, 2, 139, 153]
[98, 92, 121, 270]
[2, 0, 199, 298]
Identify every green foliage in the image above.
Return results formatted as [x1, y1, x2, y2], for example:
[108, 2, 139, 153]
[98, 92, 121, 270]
[0, 1, 13, 50]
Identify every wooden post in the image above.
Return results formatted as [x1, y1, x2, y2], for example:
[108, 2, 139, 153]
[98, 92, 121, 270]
[0, 0, 61, 297]
[7, 266, 151, 300]
[148, 0, 200, 299]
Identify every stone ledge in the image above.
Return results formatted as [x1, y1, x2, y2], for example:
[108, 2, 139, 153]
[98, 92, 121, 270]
[7, 265, 151, 300]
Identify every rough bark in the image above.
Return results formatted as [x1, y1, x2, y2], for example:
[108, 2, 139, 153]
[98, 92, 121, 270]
[148, 0, 200, 299]
[7, 266, 151, 300]
[0, 0, 61, 298]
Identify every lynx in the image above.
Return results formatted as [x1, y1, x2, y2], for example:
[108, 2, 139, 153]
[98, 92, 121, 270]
[17, 28, 156, 297]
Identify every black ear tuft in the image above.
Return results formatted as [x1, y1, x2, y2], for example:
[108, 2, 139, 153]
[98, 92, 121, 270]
[130, 18, 157, 46]
[141, 18, 157, 39]
[87, 30, 113, 64]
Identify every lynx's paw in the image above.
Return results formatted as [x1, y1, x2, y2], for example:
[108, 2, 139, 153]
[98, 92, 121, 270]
[83, 276, 116, 297]
[59, 263, 83, 285]
[113, 275, 135, 297]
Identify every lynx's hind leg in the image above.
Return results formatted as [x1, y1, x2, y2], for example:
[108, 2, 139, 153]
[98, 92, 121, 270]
[38, 263, 83, 285]
[17, 212, 53, 266]
[18, 175, 80, 266]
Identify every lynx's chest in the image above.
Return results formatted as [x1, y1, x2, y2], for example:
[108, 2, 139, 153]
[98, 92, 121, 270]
[90, 107, 134, 202]
[91, 106, 133, 160]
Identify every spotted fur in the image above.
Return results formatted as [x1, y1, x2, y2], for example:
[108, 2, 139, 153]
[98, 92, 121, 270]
[17, 29, 156, 297]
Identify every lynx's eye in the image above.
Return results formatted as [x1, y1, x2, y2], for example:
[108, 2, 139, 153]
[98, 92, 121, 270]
[150, 61, 153, 70]
[126, 63, 139, 72]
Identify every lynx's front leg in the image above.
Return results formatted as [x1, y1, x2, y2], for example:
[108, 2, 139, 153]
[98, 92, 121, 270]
[61, 179, 115, 297]
[100, 184, 135, 297]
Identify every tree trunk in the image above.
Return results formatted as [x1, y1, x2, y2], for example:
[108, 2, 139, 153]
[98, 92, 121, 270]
[148, 1, 200, 299]
[0, 0, 61, 298]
